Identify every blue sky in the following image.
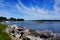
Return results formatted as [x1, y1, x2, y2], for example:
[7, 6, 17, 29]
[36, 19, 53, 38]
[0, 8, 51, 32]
[0, 0, 60, 20]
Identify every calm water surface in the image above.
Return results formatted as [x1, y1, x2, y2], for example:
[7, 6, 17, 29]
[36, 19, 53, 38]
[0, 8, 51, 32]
[4, 21, 60, 33]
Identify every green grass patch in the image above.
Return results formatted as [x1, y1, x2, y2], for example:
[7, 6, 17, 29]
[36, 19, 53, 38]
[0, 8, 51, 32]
[0, 23, 12, 40]
[0, 24, 7, 31]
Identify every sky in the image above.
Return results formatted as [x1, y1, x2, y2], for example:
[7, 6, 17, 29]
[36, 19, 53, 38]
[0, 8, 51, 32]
[0, 0, 60, 20]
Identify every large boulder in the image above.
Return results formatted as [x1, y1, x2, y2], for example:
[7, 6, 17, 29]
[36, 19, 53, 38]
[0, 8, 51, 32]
[40, 30, 53, 39]
[53, 34, 60, 40]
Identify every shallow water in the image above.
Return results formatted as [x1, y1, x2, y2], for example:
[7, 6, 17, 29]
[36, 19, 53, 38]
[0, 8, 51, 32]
[3, 21, 60, 33]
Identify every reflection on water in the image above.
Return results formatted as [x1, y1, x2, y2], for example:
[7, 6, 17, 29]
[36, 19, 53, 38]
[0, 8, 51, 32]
[3, 21, 60, 33]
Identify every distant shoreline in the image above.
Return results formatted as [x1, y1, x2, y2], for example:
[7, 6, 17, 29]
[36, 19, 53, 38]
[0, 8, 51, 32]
[2, 20, 60, 22]
[31, 20, 60, 21]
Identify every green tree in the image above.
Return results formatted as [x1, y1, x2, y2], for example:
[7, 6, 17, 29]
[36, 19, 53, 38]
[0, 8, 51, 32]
[9, 17, 16, 21]
[0, 17, 7, 22]
[17, 18, 24, 21]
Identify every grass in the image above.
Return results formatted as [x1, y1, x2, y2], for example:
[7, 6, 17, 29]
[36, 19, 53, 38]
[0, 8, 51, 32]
[0, 23, 12, 40]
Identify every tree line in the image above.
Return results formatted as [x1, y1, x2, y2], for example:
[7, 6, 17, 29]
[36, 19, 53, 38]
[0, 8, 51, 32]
[0, 17, 24, 22]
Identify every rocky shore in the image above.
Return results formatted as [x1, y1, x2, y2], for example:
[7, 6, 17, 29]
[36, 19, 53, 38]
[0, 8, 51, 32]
[5, 24, 60, 40]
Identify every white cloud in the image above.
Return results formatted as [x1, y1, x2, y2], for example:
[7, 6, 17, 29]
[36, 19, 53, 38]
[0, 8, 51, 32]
[52, 0, 60, 19]
[0, 0, 19, 18]
[54, 0, 60, 15]
[0, 0, 10, 8]
[0, 10, 12, 17]
[16, 0, 57, 20]
[0, 0, 60, 20]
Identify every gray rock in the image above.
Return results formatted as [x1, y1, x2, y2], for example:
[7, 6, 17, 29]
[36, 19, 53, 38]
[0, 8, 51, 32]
[39, 30, 53, 39]
[53, 34, 60, 40]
